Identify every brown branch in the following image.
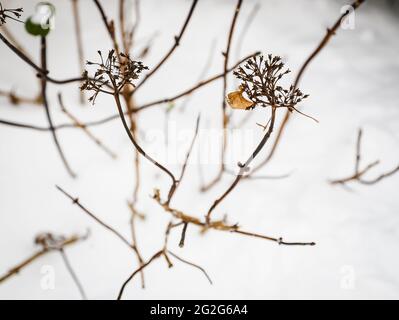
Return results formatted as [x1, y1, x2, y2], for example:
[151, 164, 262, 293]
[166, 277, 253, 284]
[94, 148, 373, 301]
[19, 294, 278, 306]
[178, 38, 217, 112]
[0, 233, 86, 284]
[92, 0, 120, 54]
[0, 88, 41, 105]
[206, 107, 277, 222]
[168, 250, 213, 284]
[330, 128, 399, 186]
[58, 93, 117, 159]
[56, 185, 133, 250]
[166, 114, 201, 205]
[117, 250, 163, 300]
[202, 0, 244, 192]
[133, 0, 199, 92]
[249, 0, 366, 177]
[112, 87, 178, 188]
[152, 190, 315, 247]
[0, 31, 88, 85]
[178, 222, 188, 248]
[71, 0, 85, 103]
[40, 37, 76, 178]
[59, 248, 87, 300]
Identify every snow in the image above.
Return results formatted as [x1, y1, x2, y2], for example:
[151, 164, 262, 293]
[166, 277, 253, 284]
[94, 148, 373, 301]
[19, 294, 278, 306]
[0, 0, 398, 299]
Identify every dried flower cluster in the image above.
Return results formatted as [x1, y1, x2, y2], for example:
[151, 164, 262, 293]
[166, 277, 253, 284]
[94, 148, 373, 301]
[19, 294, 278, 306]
[80, 49, 148, 103]
[0, 3, 23, 25]
[233, 54, 309, 110]
[35, 232, 71, 250]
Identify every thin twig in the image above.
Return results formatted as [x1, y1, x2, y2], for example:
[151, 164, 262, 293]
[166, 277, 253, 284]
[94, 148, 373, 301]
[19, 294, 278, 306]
[168, 250, 213, 284]
[71, 0, 85, 104]
[206, 107, 277, 222]
[330, 128, 399, 185]
[59, 248, 87, 300]
[117, 250, 163, 300]
[249, 0, 366, 177]
[40, 36, 76, 178]
[56, 185, 133, 250]
[133, 0, 199, 92]
[202, 0, 244, 192]
[0, 234, 85, 284]
[166, 114, 201, 204]
[58, 93, 117, 159]
[0, 31, 88, 85]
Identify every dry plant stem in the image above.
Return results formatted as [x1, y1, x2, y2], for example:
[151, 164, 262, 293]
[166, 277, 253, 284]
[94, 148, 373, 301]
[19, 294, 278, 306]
[0, 235, 84, 283]
[0, 25, 42, 104]
[56, 185, 133, 250]
[167, 250, 213, 284]
[117, 222, 212, 300]
[112, 89, 178, 188]
[56, 185, 146, 287]
[0, 31, 88, 85]
[71, 0, 85, 103]
[40, 37, 76, 178]
[88, 2, 146, 289]
[58, 93, 117, 159]
[59, 248, 87, 300]
[166, 114, 201, 205]
[179, 39, 217, 112]
[249, 0, 365, 177]
[153, 193, 315, 246]
[234, 2, 260, 65]
[178, 222, 188, 248]
[330, 128, 399, 185]
[127, 202, 145, 288]
[206, 107, 276, 222]
[133, 0, 199, 93]
[202, 0, 244, 192]
[93, 0, 120, 54]
[0, 88, 41, 105]
[117, 250, 163, 300]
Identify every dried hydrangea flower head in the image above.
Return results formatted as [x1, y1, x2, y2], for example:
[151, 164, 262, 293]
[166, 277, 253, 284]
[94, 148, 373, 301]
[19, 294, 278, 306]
[80, 49, 148, 104]
[0, 2, 23, 25]
[35, 232, 66, 250]
[229, 54, 309, 111]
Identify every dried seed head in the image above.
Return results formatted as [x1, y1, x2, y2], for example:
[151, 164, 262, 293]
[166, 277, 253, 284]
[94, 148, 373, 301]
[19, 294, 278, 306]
[80, 50, 148, 104]
[0, 3, 23, 25]
[232, 54, 309, 110]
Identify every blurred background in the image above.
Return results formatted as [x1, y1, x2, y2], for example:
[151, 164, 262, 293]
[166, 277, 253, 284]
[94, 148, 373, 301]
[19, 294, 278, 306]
[0, 0, 398, 299]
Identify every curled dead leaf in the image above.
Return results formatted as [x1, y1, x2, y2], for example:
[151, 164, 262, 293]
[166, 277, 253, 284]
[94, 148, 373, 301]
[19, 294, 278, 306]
[226, 86, 253, 110]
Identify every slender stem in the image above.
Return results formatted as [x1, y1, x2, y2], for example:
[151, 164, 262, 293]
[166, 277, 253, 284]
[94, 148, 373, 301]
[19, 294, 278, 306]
[166, 114, 200, 204]
[40, 36, 76, 178]
[113, 90, 177, 186]
[133, 0, 199, 92]
[58, 93, 117, 159]
[222, 0, 244, 155]
[168, 250, 213, 284]
[249, 0, 366, 176]
[59, 248, 87, 300]
[56, 185, 133, 250]
[0, 235, 84, 284]
[71, 0, 85, 103]
[117, 250, 163, 300]
[0, 31, 87, 85]
[206, 108, 276, 222]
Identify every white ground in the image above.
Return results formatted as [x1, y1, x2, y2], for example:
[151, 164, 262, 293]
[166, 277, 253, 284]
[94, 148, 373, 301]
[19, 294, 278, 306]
[0, 0, 398, 300]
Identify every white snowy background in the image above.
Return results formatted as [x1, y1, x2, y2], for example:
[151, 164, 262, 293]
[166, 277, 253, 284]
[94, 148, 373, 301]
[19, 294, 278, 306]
[0, 0, 398, 299]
